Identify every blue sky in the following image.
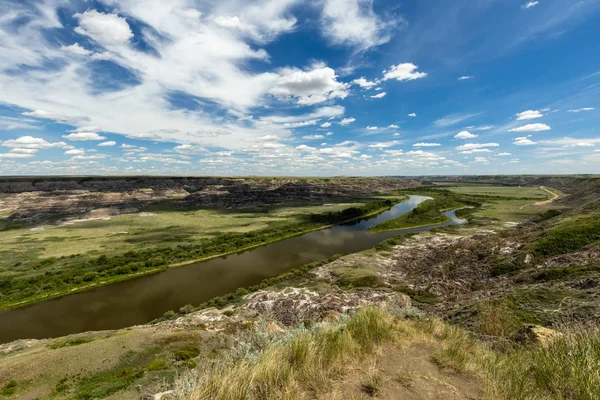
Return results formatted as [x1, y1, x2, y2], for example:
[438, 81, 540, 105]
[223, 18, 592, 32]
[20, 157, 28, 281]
[0, 0, 599, 176]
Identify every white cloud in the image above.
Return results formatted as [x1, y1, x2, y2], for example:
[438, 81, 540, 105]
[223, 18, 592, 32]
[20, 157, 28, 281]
[498, 152, 512, 156]
[456, 143, 500, 150]
[458, 76, 473, 80]
[74, 10, 134, 47]
[296, 145, 317, 152]
[366, 126, 379, 130]
[352, 77, 378, 88]
[60, 43, 92, 56]
[65, 148, 85, 156]
[509, 123, 551, 132]
[513, 136, 537, 145]
[523, 1, 539, 9]
[320, 0, 395, 50]
[539, 137, 600, 147]
[454, 130, 478, 139]
[568, 107, 595, 113]
[382, 63, 427, 82]
[98, 141, 117, 147]
[516, 110, 543, 120]
[302, 134, 325, 140]
[326, 132, 334, 136]
[339, 117, 356, 126]
[320, 122, 332, 128]
[370, 92, 386, 99]
[1, 136, 71, 150]
[388, 124, 399, 129]
[22, 110, 90, 124]
[413, 142, 441, 147]
[270, 65, 349, 105]
[0, 135, 72, 158]
[63, 132, 107, 141]
[408, 113, 417, 117]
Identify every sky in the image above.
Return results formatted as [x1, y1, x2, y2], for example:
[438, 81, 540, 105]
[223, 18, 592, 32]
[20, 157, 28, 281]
[0, 0, 599, 176]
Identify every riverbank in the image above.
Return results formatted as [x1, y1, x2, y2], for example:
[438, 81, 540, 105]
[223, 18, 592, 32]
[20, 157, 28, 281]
[0, 197, 407, 313]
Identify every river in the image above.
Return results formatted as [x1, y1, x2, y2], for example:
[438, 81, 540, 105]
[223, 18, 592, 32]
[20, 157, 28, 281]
[0, 195, 468, 343]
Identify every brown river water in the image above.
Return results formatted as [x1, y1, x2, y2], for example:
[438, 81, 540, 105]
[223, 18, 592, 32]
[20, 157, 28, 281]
[0, 196, 468, 343]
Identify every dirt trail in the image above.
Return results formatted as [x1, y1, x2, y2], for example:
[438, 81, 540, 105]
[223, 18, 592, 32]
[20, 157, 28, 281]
[332, 344, 481, 399]
[534, 186, 560, 206]
[520, 186, 560, 209]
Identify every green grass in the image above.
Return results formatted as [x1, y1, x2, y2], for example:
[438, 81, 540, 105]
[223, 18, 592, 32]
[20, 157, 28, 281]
[444, 185, 553, 199]
[534, 214, 600, 256]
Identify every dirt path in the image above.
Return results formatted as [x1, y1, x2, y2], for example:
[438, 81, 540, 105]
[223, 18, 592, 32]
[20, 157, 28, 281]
[520, 186, 560, 209]
[330, 344, 482, 399]
[534, 186, 560, 206]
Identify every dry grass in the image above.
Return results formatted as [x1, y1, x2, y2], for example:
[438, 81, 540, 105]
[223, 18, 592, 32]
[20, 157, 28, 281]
[173, 307, 600, 400]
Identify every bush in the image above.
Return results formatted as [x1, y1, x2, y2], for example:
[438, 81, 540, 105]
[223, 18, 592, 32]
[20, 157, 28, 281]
[175, 345, 200, 361]
[0, 380, 17, 396]
[147, 359, 168, 371]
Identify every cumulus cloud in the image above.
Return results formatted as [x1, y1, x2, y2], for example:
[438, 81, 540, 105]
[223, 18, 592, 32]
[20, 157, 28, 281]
[370, 92, 386, 99]
[458, 76, 473, 80]
[320, 122, 332, 128]
[270, 65, 349, 105]
[516, 110, 543, 120]
[408, 113, 417, 117]
[74, 10, 134, 47]
[454, 131, 477, 139]
[498, 152, 512, 156]
[388, 124, 399, 129]
[0, 136, 72, 158]
[98, 141, 116, 147]
[366, 126, 379, 130]
[339, 117, 356, 126]
[509, 123, 551, 132]
[382, 63, 427, 82]
[63, 132, 107, 141]
[352, 77, 377, 88]
[513, 136, 537, 145]
[320, 0, 395, 50]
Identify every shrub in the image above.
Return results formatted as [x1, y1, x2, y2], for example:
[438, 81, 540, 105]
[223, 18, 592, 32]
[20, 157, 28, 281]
[147, 359, 168, 371]
[175, 345, 200, 361]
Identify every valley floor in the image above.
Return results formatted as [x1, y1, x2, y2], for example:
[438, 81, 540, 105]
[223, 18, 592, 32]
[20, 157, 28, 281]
[2, 181, 599, 399]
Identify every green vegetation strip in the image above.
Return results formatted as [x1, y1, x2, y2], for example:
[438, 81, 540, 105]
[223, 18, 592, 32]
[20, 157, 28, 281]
[0, 198, 404, 312]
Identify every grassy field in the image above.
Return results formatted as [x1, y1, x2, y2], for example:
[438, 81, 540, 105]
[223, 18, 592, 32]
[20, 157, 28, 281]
[442, 184, 556, 199]
[0, 200, 369, 267]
